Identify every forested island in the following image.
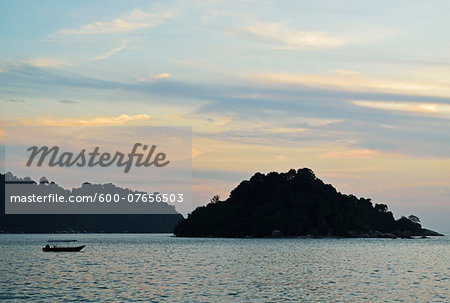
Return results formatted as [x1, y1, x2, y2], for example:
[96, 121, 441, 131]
[0, 173, 183, 233]
[174, 168, 443, 238]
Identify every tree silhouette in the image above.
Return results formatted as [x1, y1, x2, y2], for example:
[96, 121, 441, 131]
[210, 195, 220, 203]
[408, 215, 420, 223]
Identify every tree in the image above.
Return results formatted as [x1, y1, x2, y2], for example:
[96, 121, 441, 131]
[39, 176, 49, 184]
[210, 195, 220, 203]
[374, 203, 388, 212]
[407, 215, 420, 223]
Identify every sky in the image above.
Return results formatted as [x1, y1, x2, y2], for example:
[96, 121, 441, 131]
[0, 0, 449, 231]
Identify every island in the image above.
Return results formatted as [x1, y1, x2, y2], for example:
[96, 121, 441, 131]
[174, 168, 443, 238]
[0, 173, 183, 233]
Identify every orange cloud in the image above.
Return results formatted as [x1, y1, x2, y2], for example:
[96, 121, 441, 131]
[24, 58, 70, 68]
[137, 73, 171, 82]
[319, 149, 378, 159]
[268, 127, 307, 134]
[192, 148, 202, 158]
[42, 114, 151, 126]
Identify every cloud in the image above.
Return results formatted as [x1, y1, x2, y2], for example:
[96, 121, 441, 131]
[192, 148, 203, 158]
[23, 58, 70, 68]
[58, 100, 79, 104]
[172, 58, 199, 67]
[137, 73, 171, 82]
[207, 116, 232, 126]
[42, 114, 151, 126]
[90, 41, 128, 60]
[2, 63, 448, 158]
[352, 100, 450, 117]
[257, 70, 450, 98]
[54, 9, 175, 35]
[319, 149, 378, 159]
[268, 127, 307, 134]
[274, 154, 287, 160]
[0, 63, 120, 90]
[151, 73, 171, 79]
[316, 119, 344, 127]
[5, 99, 27, 103]
[232, 93, 268, 99]
[233, 22, 346, 49]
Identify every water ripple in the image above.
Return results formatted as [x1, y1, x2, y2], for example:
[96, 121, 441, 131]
[0, 234, 448, 302]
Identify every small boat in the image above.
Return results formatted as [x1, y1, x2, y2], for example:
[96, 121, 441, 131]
[42, 244, 86, 252]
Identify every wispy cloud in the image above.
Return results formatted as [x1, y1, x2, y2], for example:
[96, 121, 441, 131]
[137, 73, 171, 82]
[207, 116, 232, 127]
[5, 99, 27, 103]
[257, 70, 450, 97]
[352, 100, 450, 116]
[267, 127, 307, 134]
[54, 9, 175, 36]
[41, 114, 151, 126]
[22, 58, 71, 68]
[90, 41, 128, 60]
[58, 100, 79, 105]
[319, 149, 378, 159]
[233, 22, 346, 49]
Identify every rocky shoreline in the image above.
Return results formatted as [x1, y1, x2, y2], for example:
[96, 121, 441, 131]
[345, 228, 444, 239]
[253, 228, 445, 239]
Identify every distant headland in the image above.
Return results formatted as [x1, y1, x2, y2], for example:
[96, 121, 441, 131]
[174, 168, 443, 238]
[0, 173, 183, 233]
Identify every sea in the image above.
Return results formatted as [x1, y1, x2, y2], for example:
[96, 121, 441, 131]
[0, 234, 448, 302]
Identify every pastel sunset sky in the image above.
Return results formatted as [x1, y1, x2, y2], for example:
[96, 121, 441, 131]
[1, 1, 449, 231]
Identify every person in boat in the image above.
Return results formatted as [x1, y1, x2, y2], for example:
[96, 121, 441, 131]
[44, 244, 50, 250]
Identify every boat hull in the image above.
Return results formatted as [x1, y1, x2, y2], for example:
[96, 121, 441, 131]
[42, 245, 86, 252]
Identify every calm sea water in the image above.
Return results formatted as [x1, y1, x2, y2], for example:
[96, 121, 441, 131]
[0, 234, 448, 302]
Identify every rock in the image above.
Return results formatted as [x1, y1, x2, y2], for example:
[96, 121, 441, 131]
[347, 231, 358, 238]
[421, 228, 444, 236]
[271, 229, 284, 237]
[370, 230, 397, 238]
[383, 233, 396, 239]
[372, 230, 384, 237]
[393, 230, 413, 238]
